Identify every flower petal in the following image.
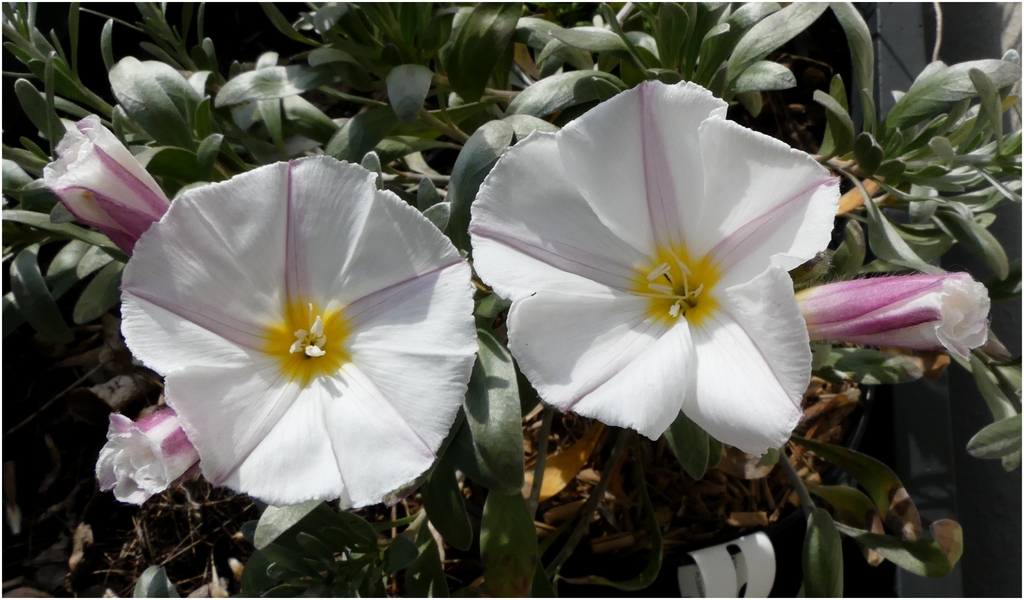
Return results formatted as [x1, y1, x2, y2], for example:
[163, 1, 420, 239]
[685, 267, 809, 454]
[557, 81, 727, 255]
[285, 156, 462, 308]
[344, 260, 477, 454]
[570, 320, 695, 439]
[693, 118, 839, 287]
[508, 289, 691, 438]
[226, 363, 443, 507]
[319, 364, 439, 508]
[222, 379, 347, 506]
[121, 163, 291, 362]
[162, 358, 308, 495]
[471, 133, 647, 300]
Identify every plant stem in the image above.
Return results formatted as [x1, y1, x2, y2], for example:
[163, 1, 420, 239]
[418, 108, 470, 143]
[527, 407, 555, 517]
[544, 428, 631, 578]
[779, 447, 816, 518]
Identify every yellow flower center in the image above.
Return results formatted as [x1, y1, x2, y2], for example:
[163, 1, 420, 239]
[263, 301, 350, 386]
[634, 247, 719, 325]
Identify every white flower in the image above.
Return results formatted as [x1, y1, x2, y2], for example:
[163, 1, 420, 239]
[96, 408, 199, 505]
[43, 115, 169, 253]
[470, 81, 839, 454]
[798, 272, 990, 359]
[120, 156, 477, 506]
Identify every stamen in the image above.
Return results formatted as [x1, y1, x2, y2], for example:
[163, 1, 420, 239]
[647, 283, 675, 295]
[692, 283, 704, 298]
[646, 262, 671, 282]
[289, 311, 328, 357]
[669, 302, 681, 318]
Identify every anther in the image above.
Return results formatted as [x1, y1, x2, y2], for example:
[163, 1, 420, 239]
[290, 311, 328, 358]
[646, 262, 671, 282]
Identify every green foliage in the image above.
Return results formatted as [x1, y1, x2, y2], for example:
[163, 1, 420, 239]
[803, 508, 844, 597]
[134, 566, 180, 598]
[448, 328, 525, 494]
[663, 410, 713, 479]
[480, 492, 538, 597]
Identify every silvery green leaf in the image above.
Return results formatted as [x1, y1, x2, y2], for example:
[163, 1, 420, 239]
[830, 2, 873, 100]
[253, 501, 320, 550]
[448, 329, 525, 494]
[386, 64, 433, 124]
[10, 244, 74, 344]
[503, 113, 559, 140]
[423, 201, 450, 232]
[505, 70, 626, 118]
[446, 119, 514, 251]
[549, 26, 628, 54]
[444, 3, 520, 102]
[933, 206, 1009, 280]
[259, 2, 318, 46]
[967, 414, 1022, 459]
[72, 260, 123, 324]
[727, 2, 827, 81]
[886, 59, 1021, 128]
[109, 57, 201, 149]
[214, 64, 340, 107]
[663, 410, 710, 480]
[815, 88, 855, 158]
[325, 105, 399, 163]
[968, 68, 1004, 151]
[734, 60, 796, 93]
[803, 509, 843, 598]
[419, 454, 472, 551]
[854, 132, 884, 175]
[134, 566, 179, 598]
[417, 177, 440, 210]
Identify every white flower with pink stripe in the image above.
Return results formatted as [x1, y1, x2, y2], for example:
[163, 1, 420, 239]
[470, 80, 840, 454]
[119, 156, 477, 507]
[43, 115, 169, 253]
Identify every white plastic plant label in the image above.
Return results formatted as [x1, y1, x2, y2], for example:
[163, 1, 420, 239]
[677, 531, 776, 597]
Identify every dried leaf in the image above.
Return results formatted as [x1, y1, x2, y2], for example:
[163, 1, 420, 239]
[716, 446, 775, 479]
[837, 178, 880, 214]
[68, 523, 93, 572]
[523, 423, 604, 502]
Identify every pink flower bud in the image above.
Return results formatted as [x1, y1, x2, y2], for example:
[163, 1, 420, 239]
[43, 115, 170, 253]
[96, 408, 199, 505]
[797, 273, 990, 359]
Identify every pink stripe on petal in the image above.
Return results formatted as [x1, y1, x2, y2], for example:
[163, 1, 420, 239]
[708, 176, 834, 270]
[84, 187, 162, 237]
[639, 83, 682, 249]
[93, 145, 169, 216]
[284, 161, 310, 303]
[470, 223, 639, 292]
[159, 426, 198, 461]
[123, 287, 271, 351]
[136, 407, 177, 432]
[799, 275, 946, 325]
[807, 304, 941, 339]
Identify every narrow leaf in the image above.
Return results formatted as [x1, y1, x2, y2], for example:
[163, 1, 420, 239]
[803, 508, 843, 597]
[966, 414, 1021, 459]
[10, 244, 74, 344]
[480, 492, 537, 597]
